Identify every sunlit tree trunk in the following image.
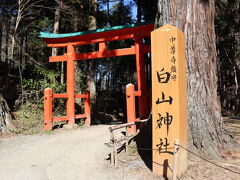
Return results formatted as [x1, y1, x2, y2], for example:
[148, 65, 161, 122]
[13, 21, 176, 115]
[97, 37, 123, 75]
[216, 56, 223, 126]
[1, 17, 7, 62]
[52, 1, 64, 85]
[87, 0, 97, 104]
[0, 95, 15, 133]
[156, 0, 233, 158]
[52, 1, 61, 57]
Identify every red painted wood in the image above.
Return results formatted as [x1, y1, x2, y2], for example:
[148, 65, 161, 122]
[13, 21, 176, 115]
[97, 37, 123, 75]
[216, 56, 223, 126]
[75, 114, 86, 119]
[99, 42, 107, 52]
[135, 36, 149, 120]
[49, 47, 135, 62]
[135, 118, 140, 122]
[44, 24, 154, 45]
[49, 54, 67, 62]
[53, 94, 68, 98]
[75, 94, 87, 98]
[142, 45, 151, 54]
[43, 23, 153, 131]
[47, 34, 135, 48]
[66, 45, 75, 125]
[134, 91, 141, 96]
[84, 90, 91, 126]
[53, 116, 68, 122]
[75, 47, 135, 60]
[126, 84, 137, 135]
[44, 88, 53, 130]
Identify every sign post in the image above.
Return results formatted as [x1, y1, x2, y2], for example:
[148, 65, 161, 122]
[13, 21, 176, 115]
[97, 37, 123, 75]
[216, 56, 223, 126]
[151, 24, 188, 177]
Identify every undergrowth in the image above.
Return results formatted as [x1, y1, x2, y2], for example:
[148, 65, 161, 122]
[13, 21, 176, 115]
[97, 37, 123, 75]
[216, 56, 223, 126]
[13, 102, 85, 135]
[14, 103, 44, 134]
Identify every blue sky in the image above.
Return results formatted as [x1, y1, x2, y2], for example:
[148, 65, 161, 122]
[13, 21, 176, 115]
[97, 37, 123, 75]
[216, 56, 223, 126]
[125, 0, 137, 20]
[101, 0, 138, 22]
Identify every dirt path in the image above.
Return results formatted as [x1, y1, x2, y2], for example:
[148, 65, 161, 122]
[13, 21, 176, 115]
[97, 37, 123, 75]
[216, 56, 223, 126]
[1, 121, 240, 180]
[0, 125, 113, 180]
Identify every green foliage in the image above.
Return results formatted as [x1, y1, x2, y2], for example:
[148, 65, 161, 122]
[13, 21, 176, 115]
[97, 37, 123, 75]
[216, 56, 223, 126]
[23, 65, 65, 93]
[14, 103, 44, 134]
[111, 1, 133, 25]
[75, 64, 87, 92]
[133, 0, 157, 22]
[38, 17, 53, 32]
[216, 0, 239, 61]
[215, 0, 240, 115]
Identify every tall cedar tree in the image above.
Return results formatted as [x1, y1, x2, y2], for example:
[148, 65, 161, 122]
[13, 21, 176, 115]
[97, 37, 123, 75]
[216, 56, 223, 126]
[155, 0, 234, 158]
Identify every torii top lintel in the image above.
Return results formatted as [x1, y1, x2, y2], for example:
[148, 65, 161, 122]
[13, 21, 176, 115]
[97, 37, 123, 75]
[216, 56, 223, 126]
[40, 22, 154, 48]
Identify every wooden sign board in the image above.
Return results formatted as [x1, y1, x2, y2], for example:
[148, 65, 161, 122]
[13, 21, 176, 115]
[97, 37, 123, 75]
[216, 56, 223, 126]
[151, 24, 188, 177]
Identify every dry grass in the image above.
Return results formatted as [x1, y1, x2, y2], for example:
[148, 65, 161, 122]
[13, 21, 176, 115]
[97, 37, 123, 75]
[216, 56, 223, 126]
[13, 103, 44, 134]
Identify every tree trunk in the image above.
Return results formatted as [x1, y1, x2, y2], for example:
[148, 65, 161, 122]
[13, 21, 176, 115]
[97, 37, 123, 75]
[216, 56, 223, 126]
[72, 15, 83, 104]
[52, 1, 62, 57]
[156, 0, 233, 158]
[1, 17, 7, 62]
[0, 95, 15, 133]
[87, 0, 97, 105]
[53, 1, 65, 85]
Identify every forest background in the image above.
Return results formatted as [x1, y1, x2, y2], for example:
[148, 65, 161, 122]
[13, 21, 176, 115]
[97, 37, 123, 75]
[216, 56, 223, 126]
[0, 0, 239, 135]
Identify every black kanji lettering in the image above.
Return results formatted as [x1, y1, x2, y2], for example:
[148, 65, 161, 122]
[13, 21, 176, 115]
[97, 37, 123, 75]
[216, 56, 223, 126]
[156, 138, 170, 153]
[170, 45, 176, 55]
[170, 66, 176, 73]
[171, 74, 177, 81]
[170, 37, 176, 43]
[164, 112, 173, 134]
[157, 68, 171, 83]
[171, 56, 176, 64]
[156, 92, 173, 105]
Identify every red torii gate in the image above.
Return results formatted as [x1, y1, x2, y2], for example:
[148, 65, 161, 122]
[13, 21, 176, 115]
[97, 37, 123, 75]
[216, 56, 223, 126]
[41, 22, 153, 131]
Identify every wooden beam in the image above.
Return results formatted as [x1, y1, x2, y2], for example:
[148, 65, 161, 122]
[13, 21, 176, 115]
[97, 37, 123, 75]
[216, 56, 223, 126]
[135, 36, 149, 120]
[44, 23, 154, 45]
[53, 116, 68, 122]
[52, 94, 88, 99]
[99, 42, 107, 52]
[75, 94, 87, 98]
[44, 88, 53, 130]
[75, 114, 86, 119]
[49, 54, 67, 62]
[126, 84, 137, 135]
[75, 46, 135, 60]
[133, 91, 141, 96]
[53, 94, 68, 98]
[49, 46, 136, 62]
[66, 45, 75, 125]
[47, 34, 135, 48]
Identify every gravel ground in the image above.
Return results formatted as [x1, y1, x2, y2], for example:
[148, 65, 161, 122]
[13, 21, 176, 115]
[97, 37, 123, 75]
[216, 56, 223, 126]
[0, 125, 158, 180]
[0, 125, 111, 180]
[1, 121, 240, 180]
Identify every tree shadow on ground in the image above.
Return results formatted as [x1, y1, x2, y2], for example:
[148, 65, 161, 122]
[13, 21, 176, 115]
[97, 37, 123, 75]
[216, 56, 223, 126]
[134, 118, 152, 170]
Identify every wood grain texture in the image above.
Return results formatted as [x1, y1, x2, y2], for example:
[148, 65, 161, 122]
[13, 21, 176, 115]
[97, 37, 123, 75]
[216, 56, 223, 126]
[151, 24, 187, 176]
[155, 0, 233, 159]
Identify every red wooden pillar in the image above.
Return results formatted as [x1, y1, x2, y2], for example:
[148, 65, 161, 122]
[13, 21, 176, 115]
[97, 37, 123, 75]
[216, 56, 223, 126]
[44, 88, 53, 130]
[135, 36, 149, 119]
[67, 45, 75, 125]
[126, 84, 136, 135]
[84, 90, 91, 126]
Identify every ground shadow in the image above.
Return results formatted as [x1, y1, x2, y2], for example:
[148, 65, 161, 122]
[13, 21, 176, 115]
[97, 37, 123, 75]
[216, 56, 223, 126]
[52, 121, 67, 130]
[134, 117, 152, 170]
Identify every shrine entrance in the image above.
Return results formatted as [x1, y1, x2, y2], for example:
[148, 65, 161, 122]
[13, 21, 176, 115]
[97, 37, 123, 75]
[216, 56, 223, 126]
[40, 22, 154, 131]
